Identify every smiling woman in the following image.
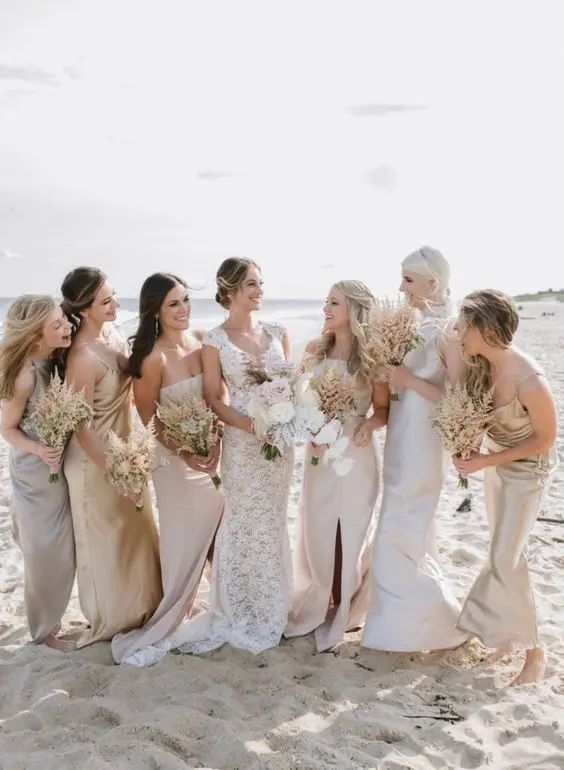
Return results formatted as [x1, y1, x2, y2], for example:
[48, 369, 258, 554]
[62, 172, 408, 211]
[61, 266, 162, 648]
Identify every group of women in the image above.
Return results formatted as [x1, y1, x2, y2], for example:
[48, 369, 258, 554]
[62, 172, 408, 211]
[0, 246, 558, 686]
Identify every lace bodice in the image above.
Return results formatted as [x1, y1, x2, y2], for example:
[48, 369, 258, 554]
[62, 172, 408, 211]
[203, 322, 287, 415]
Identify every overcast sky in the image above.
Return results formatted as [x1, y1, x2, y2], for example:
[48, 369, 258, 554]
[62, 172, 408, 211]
[1, 0, 563, 300]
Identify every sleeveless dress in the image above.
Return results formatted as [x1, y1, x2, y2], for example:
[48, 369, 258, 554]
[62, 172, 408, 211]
[285, 358, 379, 651]
[9, 359, 76, 642]
[111, 375, 224, 665]
[457, 385, 559, 648]
[63, 350, 162, 647]
[363, 315, 468, 651]
[119, 322, 294, 664]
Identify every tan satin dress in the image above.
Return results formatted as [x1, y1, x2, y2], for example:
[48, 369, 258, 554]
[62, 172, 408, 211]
[457, 393, 558, 649]
[63, 352, 162, 648]
[111, 375, 224, 665]
[285, 359, 380, 651]
[9, 359, 76, 642]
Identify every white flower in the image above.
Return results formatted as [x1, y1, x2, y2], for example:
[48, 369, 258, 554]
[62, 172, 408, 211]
[315, 418, 342, 446]
[267, 400, 296, 424]
[261, 377, 293, 406]
[299, 405, 326, 435]
[295, 373, 321, 407]
[322, 435, 350, 465]
[248, 400, 270, 438]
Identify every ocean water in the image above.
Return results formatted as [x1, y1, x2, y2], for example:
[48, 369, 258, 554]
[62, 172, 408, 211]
[0, 297, 324, 348]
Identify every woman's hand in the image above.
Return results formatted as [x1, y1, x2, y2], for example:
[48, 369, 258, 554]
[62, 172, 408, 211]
[384, 364, 414, 390]
[452, 451, 491, 474]
[183, 441, 221, 474]
[35, 444, 64, 470]
[352, 419, 375, 447]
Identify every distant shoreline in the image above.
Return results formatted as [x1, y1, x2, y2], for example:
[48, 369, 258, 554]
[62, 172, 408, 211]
[514, 291, 564, 302]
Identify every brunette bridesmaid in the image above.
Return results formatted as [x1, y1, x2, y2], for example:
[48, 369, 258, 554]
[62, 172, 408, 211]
[112, 273, 223, 666]
[62, 267, 162, 647]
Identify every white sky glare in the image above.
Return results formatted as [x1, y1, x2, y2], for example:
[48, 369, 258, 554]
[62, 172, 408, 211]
[1, 0, 563, 299]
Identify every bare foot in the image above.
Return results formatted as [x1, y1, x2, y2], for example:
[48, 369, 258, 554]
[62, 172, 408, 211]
[485, 643, 516, 663]
[42, 634, 76, 652]
[511, 647, 545, 686]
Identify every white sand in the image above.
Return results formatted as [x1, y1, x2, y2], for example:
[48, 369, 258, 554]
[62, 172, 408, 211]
[1, 307, 564, 769]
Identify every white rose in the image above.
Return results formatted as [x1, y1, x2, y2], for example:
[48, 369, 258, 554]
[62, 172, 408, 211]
[300, 406, 326, 435]
[315, 418, 342, 447]
[267, 401, 296, 424]
[295, 373, 321, 407]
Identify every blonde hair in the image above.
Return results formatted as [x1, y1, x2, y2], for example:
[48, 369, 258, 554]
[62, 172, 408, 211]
[0, 295, 56, 400]
[215, 257, 260, 309]
[460, 289, 519, 400]
[402, 245, 451, 313]
[312, 280, 376, 383]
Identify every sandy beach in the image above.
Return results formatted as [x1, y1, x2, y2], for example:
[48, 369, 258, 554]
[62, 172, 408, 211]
[1, 304, 563, 770]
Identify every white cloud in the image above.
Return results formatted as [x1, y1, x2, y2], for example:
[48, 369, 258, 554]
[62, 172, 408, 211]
[0, 248, 23, 260]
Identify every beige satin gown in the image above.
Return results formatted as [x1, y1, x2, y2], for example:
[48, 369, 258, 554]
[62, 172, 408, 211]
[9, 359, 76, 642]
[457, 389, 558, 648]
[285, 359, 380, 651]
[111, 375, 224, 665]
[63, 350, 162, 648]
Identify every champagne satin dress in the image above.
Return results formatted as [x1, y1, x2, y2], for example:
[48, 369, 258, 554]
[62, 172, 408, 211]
[9, 359, 76, 642]
[285, 359, 379, 651]
[112, 375, 224, 665]
[64, 351, 162, 648]
[457, 389, 558, 648]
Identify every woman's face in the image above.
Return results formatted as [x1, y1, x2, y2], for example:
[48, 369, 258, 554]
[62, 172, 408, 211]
[41, 305, 72, 351]
[322, 286, 349, 333]
[399, 269, 437, 308]
[158, 283, 190, 332]
[82, 279, 119, 324]
[454, 313, 484, 357]
[231, 265, 264, 311]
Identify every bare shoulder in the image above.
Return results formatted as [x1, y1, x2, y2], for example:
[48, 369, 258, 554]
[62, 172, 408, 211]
[140, 347, 166, 378]
[13, 364, 36, 400]
[66, 345, 104, 382]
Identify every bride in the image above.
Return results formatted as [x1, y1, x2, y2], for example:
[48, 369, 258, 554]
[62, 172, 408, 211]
[127, 257, 294, 664]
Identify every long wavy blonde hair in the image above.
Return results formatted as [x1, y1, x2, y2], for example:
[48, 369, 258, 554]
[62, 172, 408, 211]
[312, 280, 376, 383]
[459, 289, 519, 400]
[0, 295, 56, 400]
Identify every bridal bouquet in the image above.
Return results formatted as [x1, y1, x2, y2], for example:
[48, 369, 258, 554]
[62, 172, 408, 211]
[432, 383, 493, 488]
[105, 419, 157, 510]
[306, 366, 358, 474]
[364, 298, 423, 400]
[246, 362, 355, 475]
[157, 395, 222, 489]
[24, 371, 92, 483]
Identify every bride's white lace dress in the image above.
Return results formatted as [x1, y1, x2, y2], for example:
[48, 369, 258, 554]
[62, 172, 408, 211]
[123, 322, 294, 666]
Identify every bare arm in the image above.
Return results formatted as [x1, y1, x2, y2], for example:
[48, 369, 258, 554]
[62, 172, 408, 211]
[65, 349, 108, 471]
[202, 344, 253, 433]
[282, 330, 291, 361]
[454, 376, 557, 473]
[485, 378, 557, 465]
[352, 379, 390, 447]
[386, 334, 463, 404]
[0, 368, 65, 470]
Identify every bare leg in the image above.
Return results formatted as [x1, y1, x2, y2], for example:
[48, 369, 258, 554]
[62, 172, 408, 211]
[331, 522, 342, 607]
[511, 646, 545, 686]
[41, 634, 76, 652]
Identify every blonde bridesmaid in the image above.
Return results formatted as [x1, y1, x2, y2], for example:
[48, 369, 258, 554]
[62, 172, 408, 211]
[112, 273, 223, 666]
[0, 296, 76, 650]
[363, 247, 468, 653]
[454, 290, 558, 685]
[62, 267, 162, 647]
[285, 281, 389, 651]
